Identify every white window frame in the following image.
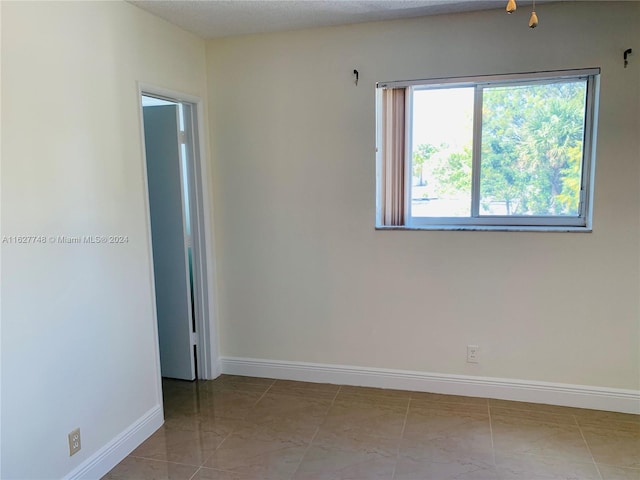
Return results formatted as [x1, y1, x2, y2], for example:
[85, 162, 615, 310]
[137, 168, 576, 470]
[376, 68, 600, 232]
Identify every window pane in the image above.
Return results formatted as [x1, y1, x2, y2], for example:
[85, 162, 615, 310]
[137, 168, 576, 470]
[411, 87, 474, 217]
[480, 81, 587, 216]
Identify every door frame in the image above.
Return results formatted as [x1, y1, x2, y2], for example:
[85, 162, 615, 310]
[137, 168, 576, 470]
[137, 82, 220, 381]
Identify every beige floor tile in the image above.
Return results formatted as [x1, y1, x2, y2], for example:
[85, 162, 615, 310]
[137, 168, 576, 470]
[409, 401, 489, 419]
[103, 377, 640, 480]
[335, 386, 411, 408]
[230, 419, 318, 444]
[399, 435, 494, 467]
[179, 390, 263, 420]
[338, 385, 413, 399]
[312, 429, 401, 456]
[400, 403, 493, 466]
[199, 375, 275, 394]
[321, 400, 407, 438]
[495, 453, 601, 479]
[164, 388, 261, 418]
[194, 466, 274, 479]
[199, 382, 273, 395]
[246, 393, 332, 427]
[581, 425, 640, 468]
[102, 457, 198, 480]
[240, 415, 321, 441]
[269, 380, 340, 399]
[411, 392, 489, 408]
[575, 410, 640, 430]
[131, 426, 225, 466]
[488, 399, 585, 416]
[403, 404, 491, 444]
[163, 389, 207, 415]
[215, 375, 275, 386]
[163, 410, 242, 436]
[394, 455, 498, 480]
[204, 446, 307, 480]
[292, 444, 396, 480]
[162, 379, 200, 394]
[203, 422, 308, 479]
[490, 406, 578, 426]
[492, 416, 593, 462]
[598, 464, 640, 480]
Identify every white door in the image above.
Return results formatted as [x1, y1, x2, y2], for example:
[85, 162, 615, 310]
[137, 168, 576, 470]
[143, 104, 196, 381]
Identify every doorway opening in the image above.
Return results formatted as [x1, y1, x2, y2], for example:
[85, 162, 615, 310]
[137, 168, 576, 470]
[140, 88, 217, 384]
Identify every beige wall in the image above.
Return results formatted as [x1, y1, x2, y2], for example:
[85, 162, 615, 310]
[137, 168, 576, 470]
[207, 2, 639, 390]
[1, 2, 208, 478]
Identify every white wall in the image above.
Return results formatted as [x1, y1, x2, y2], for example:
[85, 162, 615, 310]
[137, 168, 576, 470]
[1, 2, 208, 478]
[207, 2, 639, 391]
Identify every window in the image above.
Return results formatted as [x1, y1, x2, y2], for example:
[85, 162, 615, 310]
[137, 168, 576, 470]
[376, 69, 600, 230]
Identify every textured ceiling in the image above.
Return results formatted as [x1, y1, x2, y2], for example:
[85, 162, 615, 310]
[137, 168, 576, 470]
[129, 0, 523, 39]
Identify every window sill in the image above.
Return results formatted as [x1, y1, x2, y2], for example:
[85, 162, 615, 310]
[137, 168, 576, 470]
[375, 225, 592, 233]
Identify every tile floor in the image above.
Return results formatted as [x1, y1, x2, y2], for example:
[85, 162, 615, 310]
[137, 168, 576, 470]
[103, 375, 640, 480]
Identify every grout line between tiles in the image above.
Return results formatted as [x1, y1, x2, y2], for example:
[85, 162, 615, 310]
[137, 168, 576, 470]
[252, 380, 274, 407]
[331, 385, 342, 404]
[188, 466, 202, 480]
[575, 414, 605, 480]
[127, 455, 204, 469]
[400, 397, 411, 439]
[200, 433, 232, 465]
[263, 380, 275, 394]
[391, 396, 411, 480]
[289, 424, 322, 480]
[289, 385, 341, 478]
[488, 403, 496, 467]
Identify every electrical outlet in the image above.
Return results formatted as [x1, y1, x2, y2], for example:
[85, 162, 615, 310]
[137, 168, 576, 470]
[467, 345, 479, 363]
[68, 428, 81, 456]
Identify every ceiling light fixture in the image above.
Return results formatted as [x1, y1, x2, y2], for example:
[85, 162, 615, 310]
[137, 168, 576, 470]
[506, 0, 539, 28]
[529, 0, 539, 28]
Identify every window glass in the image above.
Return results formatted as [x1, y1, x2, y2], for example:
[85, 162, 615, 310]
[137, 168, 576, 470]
[411, 88, 474, 218]
[480, 81, 587, 217]
[376, 69, 598, 230]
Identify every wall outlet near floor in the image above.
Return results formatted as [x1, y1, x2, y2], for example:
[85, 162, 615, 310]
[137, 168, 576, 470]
[68, 428, 81, 456]
[467, 345, 479, 363]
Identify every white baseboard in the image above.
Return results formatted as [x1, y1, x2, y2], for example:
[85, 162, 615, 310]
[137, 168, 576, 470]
[220, 356, 640, 415]
[64, 405, 164, 480]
